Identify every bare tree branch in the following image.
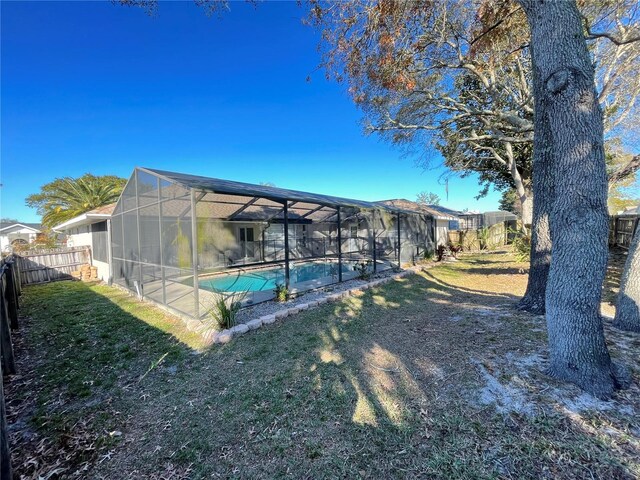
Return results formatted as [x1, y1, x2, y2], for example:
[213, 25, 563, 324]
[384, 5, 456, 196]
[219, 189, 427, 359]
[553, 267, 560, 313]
[586, 30, 640, 45]
[609, 155, 640, 185]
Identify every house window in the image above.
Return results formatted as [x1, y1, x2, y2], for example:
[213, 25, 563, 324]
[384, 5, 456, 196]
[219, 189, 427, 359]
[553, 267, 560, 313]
[239, 227, 254, 242]
[350, 226, 358, 238]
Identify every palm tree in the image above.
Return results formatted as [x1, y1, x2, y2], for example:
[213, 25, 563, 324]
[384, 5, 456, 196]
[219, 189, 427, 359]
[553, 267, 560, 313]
[26, 174, 126, 228]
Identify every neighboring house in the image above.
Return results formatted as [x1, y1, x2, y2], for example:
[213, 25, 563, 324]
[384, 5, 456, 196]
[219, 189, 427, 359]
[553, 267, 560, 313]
[52, 203, 115, 282]
[458, 210, 518, 231]
[0, 222, 42, 252]
[379, 199, 459, 247]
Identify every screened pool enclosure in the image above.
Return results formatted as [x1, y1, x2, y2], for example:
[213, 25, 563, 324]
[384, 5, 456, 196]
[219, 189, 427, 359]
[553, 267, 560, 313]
[111, 168, 436, 319]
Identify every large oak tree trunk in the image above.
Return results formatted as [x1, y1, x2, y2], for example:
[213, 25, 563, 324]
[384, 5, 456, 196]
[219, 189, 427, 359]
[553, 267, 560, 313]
[518, 89, 552, 315]
[613, 226, 640, 332]
[520, 0, 628, 398]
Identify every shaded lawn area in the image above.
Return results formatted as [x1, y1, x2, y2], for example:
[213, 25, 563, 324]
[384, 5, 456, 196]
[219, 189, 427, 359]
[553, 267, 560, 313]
[6, 253, 640, 479]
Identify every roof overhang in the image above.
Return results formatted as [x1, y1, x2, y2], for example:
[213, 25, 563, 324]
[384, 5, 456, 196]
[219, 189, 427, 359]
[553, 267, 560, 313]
[53, 213, 111, 232]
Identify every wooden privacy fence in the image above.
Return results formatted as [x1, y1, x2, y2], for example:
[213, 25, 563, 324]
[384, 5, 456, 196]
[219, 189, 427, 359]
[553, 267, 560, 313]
[609, 215, 639, 249]
[14, 246, 91, 285]
[448, 222, 509, 251]
[1, 256, 21, 479]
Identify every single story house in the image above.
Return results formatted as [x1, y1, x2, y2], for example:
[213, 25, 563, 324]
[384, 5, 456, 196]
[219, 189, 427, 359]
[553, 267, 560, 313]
[52, 203, 115, 281]
[0, 222, 42, 252]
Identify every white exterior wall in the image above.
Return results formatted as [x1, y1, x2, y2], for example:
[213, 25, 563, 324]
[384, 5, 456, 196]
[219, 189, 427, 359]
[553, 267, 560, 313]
[435, 219, 449, 246]
[92, 259, 110, 282]
[230, 221, 267, 262]
[65, 225, 92, 249]
[65, 225, 110, 282]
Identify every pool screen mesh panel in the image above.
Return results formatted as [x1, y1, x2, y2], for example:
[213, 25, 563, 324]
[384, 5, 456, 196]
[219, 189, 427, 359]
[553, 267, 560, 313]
[110, 167, 438, 319]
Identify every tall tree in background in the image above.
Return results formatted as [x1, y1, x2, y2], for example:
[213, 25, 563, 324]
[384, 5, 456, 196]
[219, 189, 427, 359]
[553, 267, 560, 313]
[26, 174, 126, 228]
[415, 191, 441, 206]
[519, 0, 631, 398]
[310, 0, 538, 222]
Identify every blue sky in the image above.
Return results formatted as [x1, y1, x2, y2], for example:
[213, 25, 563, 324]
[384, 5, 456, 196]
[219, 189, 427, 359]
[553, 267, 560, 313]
[1, 1, 502, 223]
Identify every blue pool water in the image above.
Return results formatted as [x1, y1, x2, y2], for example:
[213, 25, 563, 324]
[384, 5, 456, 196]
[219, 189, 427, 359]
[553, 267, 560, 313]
[199, 261, 355, 292]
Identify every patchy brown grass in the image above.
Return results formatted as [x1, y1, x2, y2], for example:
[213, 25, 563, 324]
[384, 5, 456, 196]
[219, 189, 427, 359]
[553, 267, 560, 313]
[5, 252, 639, 479]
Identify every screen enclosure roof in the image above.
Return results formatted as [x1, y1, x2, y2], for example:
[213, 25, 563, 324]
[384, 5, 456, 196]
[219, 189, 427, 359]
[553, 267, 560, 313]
[141, 167, 422, 215]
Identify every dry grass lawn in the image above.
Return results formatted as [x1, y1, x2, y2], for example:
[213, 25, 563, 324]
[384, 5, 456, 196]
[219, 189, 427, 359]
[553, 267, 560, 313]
[5, 252, 639, 479]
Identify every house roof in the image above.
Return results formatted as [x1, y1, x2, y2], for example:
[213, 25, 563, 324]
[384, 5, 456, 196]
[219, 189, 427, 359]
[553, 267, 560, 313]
[424, 204, 461, 220]
[88, 203, 116, 215]
[141, 167, 415, 215]
[0, 222, 41, 233]
[458, 210, 518, 223]
[378, 199, 458, 220]
[52, 203, 115, 232]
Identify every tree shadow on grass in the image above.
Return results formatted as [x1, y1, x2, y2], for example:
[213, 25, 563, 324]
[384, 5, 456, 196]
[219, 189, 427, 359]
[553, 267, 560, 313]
[193, 272, 636, 479]
[98, 267, 637, 478]
[456, 253, 513, 264]
[8, 262, 639, 479]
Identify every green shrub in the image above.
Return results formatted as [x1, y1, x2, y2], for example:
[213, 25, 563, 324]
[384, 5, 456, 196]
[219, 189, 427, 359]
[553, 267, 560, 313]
[422, 249, 435, 261]
[274, 283, 289, 302]
[207, 291, 246, 329]
[478, 227, 491, 250]
[510, 228, 531, 262]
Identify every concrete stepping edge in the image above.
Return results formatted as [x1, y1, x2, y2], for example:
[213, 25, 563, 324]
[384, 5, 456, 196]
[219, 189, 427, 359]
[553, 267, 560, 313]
[260, 314, 276, 324]
[247, 318, 263, 330]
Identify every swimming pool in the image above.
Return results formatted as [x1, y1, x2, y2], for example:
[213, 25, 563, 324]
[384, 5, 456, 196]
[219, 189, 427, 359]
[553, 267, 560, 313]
[198, 261, 356, 292]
